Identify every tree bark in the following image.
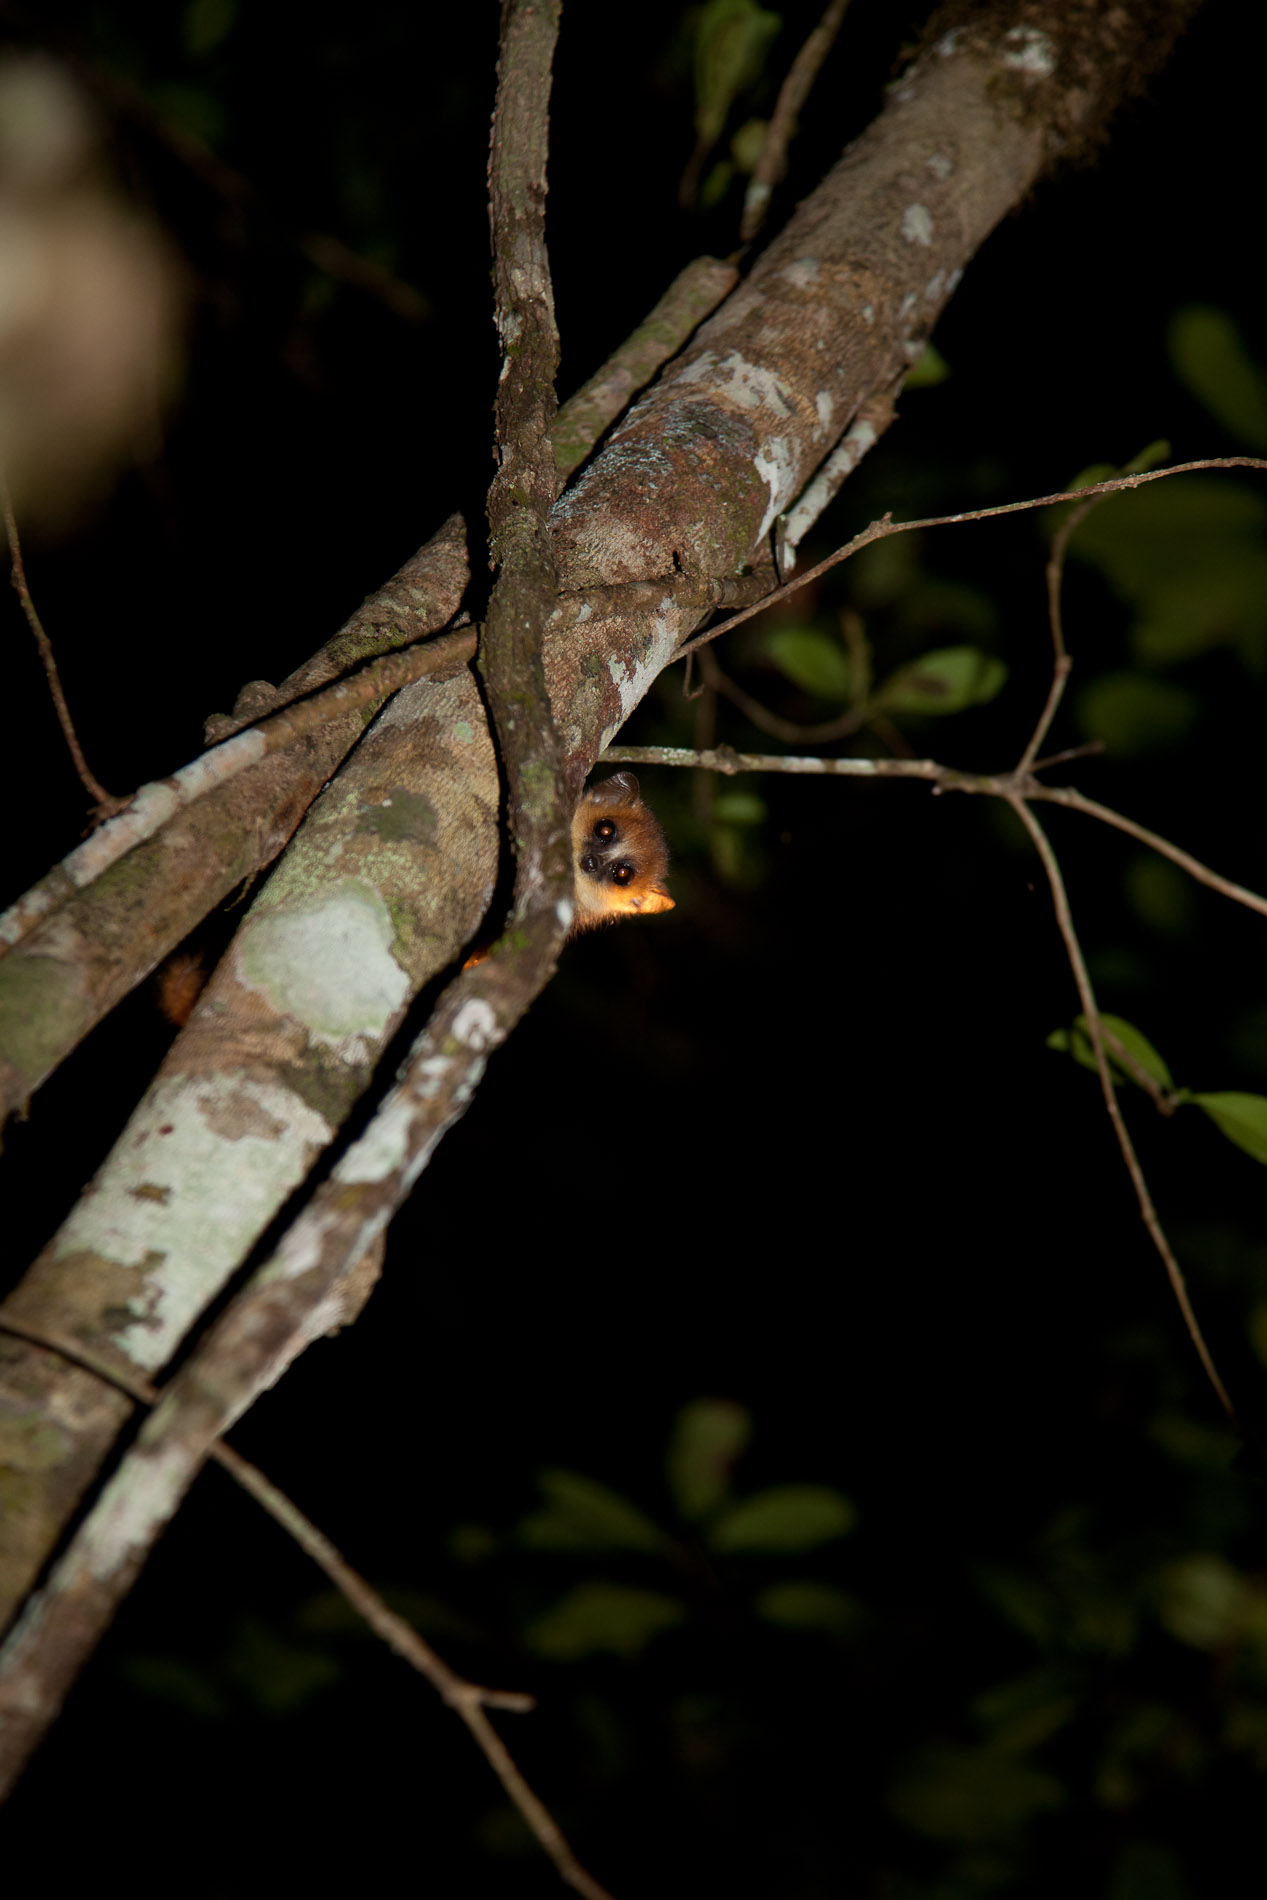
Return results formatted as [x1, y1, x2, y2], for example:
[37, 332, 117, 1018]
[0, 0, 1197, 1740]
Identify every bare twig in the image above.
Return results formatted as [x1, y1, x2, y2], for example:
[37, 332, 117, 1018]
[676, 457, 1267, 664]
[602, 749, 1267, 924]
[0, 1309, 530, 1713]
[696, 642, 868, 745]
[1, 473, 121, 818]
[1029, 784, 1267, 922]
[1005, 797, 1236, 1424]
[0, 1312, 622, 1900]
[741, 0, 853, 243]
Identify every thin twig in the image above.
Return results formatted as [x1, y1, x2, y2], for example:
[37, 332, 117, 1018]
[1, 473, 122, 817]
[675, 457, 1267, 665]
[601, 748, 1267, 924]
[741, 0, 853, 243]
[0, 1310, 529, 1713]
[0, 1312, 621, 1898]
[696, 642, 867, 744]
[1004, 797, 1236, 1424]
[1030, 784, 1267, 922]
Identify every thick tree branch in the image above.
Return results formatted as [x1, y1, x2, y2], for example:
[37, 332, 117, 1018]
[0, 0, 1204, 1655]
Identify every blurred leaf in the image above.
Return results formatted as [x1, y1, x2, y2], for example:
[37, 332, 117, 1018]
[1046, 1013, 1173, 1090]
[118, 1653, 227, 1719]
[906, 342, 950, 387]
[447, 1522, 499, 1563]
[149, 82, 226, 143]
[227, 1618, 341, 1714]
[707, 1483, 855, 1552]
[1169, 305, 1267, 452]
[522, 1583, 686, 1660]
[1191, 1091, 1267, 1165]
[876, 646, 1006, 716]
[699, 158, 734, 210]
[693, 0, 781, 150]
[974, 1566, 1055, 1647]
[848, 532, 921, 608]
[895, 578, 998, 642]
[1124, 854, 1193, 936]
[754, 1580, 863, 1637]
[765, 625, 853, 700]
[1108, 1840, 1190, 1900]
[729, 115, 767, 171]
[972, 1669, 1078, 1754]
[1075, 672, 1198, 755]
[1154, 1555, 1252, 1650]
[1065, 478, 1267, 669]
[889, 1745, 1064, 1843]
[518, 1468, 673, 1553]
[184, 0, 238, 56]
[713, 789, 767, 826]
[667, 1397, 752, 1520]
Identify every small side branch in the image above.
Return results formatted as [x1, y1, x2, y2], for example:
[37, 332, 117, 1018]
[742, 0, 854, 243]
[1006, 797, 1236, 1424]
[675, 457, 1267, 665]
[1, 473, 120, 817]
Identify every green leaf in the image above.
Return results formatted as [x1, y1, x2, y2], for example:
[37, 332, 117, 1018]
[712, 789, 767, 827]
[666, 1398, 752, 1520]
[1154, 1555, 1253, 1650]
[875, 646, 1006, 716]
[517, 1469, 672, 1553]
[707, 1483, 855, 1553]
[693, 0, 781, 150]
[754, 1580, 863, 1637]
[1191, 1092, 1267, 1165]
[889, 1744, 1065, 1843]
[522, 1584, 686, 1661]
[764, 625, 853, 700]
[729, 115, 768, 172]
[905, 342, 950, 388]
[1046, 1013, 1173, 1090]
[1075, 672, 1198, 755]
[1169, 305, 1267, 453]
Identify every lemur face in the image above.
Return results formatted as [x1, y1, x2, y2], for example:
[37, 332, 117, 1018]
[570, 771, 674, 931]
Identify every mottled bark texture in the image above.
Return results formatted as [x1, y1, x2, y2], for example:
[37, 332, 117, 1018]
[0, 516, 473, 1121]
[1, 0, 1194, 1641]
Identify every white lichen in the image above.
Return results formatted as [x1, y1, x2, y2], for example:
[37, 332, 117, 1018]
[452, 996, 498, 1053]
[925, 150, 954, 180]
[780, 258, 820, 289]
[901, 204, 934, 247]
[239, 879, 410, 1046]
[50, 1073, 333, 1369]
[1000, 26, 1056, 76]
[754, 437, 797, 541]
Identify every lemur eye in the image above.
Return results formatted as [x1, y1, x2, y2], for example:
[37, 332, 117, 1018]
[611, 862, 635, 886]
[593, 819, 617, 842]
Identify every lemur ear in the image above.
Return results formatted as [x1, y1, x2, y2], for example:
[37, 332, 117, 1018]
[590, 770, 639, 800]
[638, 887, 674, 915]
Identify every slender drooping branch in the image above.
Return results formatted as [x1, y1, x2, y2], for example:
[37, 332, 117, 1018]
[1, 473, 119, 816]
[1007, 797, 1236, 1423]
[741, 0, 854, 243]
[674, 458, 1267, 664]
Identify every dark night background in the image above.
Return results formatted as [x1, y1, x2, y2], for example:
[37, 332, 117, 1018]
[4, 2, 1267, 1894]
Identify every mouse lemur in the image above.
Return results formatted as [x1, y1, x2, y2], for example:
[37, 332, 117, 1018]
[570, 771, 674, 933]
